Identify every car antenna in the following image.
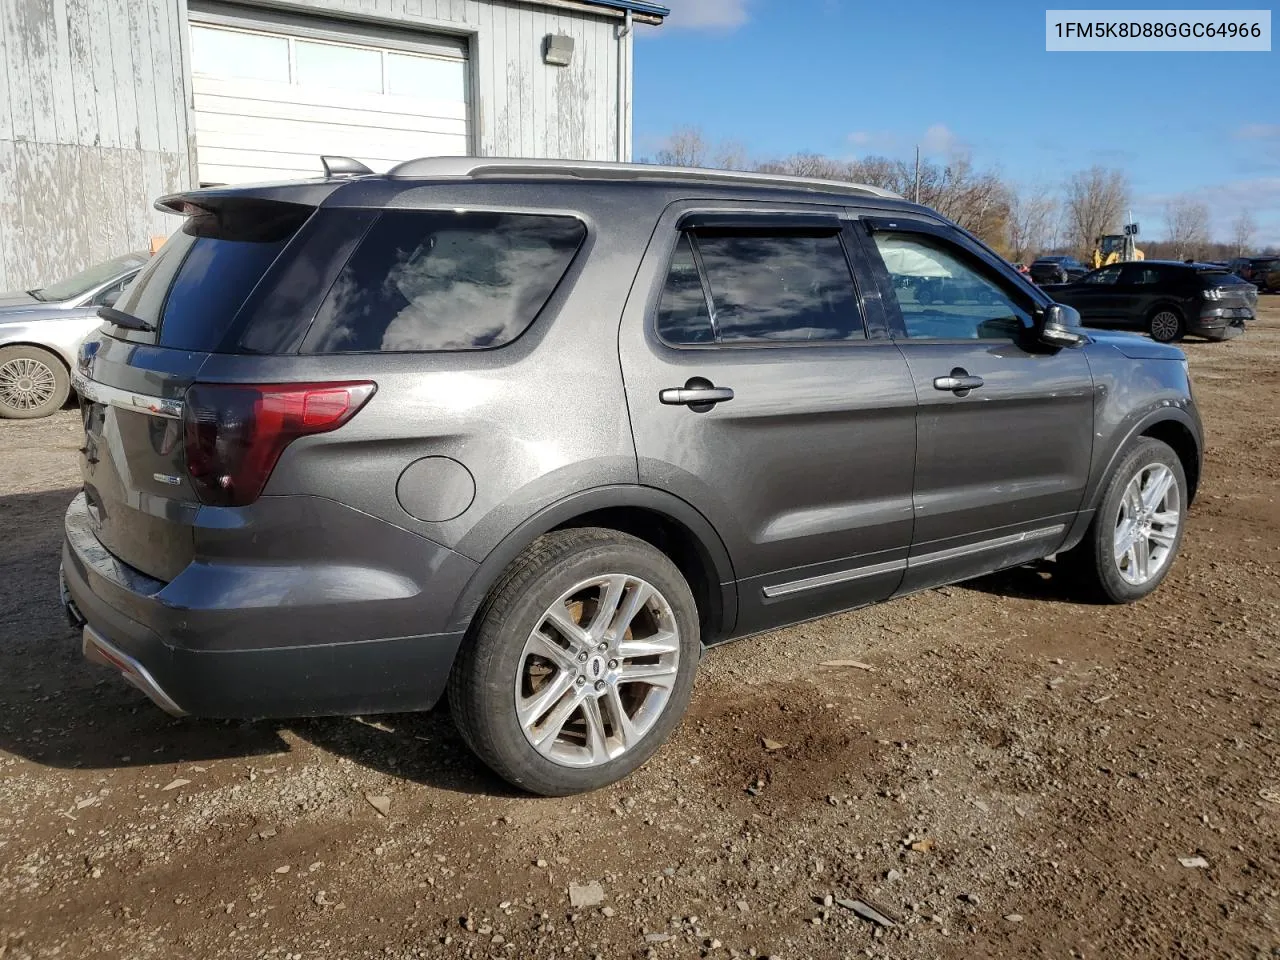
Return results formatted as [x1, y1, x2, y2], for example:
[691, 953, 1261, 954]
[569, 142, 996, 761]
[321, 156, 373, 178]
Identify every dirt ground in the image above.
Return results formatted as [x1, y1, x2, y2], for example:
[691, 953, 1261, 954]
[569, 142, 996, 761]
[1, 305, 1277, 960]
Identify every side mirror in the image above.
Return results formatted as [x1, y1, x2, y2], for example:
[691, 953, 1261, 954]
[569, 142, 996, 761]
[98, 288, 121, 308]
[1035, 303, 1086, 348]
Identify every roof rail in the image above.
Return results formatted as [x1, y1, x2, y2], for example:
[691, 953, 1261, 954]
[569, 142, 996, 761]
[384, 157, 901, 199]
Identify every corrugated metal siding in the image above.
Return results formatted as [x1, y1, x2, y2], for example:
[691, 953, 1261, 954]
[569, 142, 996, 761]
[0, 0, 194, 291]
[0, 0, 627, 291]
[272, 0, 623, 160]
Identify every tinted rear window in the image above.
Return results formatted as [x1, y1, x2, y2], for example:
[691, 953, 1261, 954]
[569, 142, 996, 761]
[300, 210, 586, 354]
[113, 200, 311, 351]
[657, 229, 864, 344]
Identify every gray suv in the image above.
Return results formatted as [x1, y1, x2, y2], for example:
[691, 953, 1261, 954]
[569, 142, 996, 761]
[60, 158, 1202, 795]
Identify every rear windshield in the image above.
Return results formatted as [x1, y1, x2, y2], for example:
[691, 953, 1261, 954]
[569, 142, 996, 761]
[36, 252, 148, 302]
[112, 200, 311, 351]
[300, 210, 586, 354]
[1199, 270, 1237, 284]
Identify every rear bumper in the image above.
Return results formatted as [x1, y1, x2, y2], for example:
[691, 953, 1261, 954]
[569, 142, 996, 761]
[1192, 307, 1251, 339]
[61, 493, 470, 719]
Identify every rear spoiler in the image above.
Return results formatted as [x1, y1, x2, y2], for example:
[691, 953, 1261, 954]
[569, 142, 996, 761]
[155, 180, 341, 217]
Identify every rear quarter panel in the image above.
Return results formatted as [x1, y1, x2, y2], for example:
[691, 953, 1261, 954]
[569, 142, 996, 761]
[0, 312, 103, 368]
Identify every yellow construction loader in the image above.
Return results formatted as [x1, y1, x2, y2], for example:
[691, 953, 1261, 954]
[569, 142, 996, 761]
[1092, 224, 1144, 268]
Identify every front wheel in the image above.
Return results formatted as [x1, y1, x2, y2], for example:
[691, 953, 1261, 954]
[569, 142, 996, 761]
[449, 528, 700, 795]
[1062, 437, 1187, 603]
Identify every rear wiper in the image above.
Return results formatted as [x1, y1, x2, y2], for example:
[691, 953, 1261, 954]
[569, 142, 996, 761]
[98, 306, 155, 333]
[26, 288, 45, 301]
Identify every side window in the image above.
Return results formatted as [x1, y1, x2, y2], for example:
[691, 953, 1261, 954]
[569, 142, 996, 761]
[656, 234, 714, 344]
[1082, 265, 1123, 285]
[1123, 265, 1161, 285]
[871, 231, 1031, 340]
[657, 228, 865, 344]
[90, 275, 134, 307]
[302, 210, 586, 354]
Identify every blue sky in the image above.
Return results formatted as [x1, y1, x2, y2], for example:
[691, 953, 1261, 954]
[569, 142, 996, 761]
[634, 1, 1279, 246]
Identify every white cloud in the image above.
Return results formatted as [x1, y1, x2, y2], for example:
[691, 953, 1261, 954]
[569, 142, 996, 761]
[1234, 123, 1280, 140]
[659, 0, 751, 30]
[846, 130, 900, 152]
[1136, 177, 1280, 246]
[845, 124, 969, 159]
[920, 123, 961, 156]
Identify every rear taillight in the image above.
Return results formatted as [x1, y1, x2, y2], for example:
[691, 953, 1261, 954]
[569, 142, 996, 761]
[183, 381, 375, 506]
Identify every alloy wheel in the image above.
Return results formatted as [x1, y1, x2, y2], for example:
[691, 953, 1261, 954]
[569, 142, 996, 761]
[0, 356, 57, 412]
[1113, 462, 1181, 585]
[1149, 311, 1181, 342]
[516, 574, 680, 768]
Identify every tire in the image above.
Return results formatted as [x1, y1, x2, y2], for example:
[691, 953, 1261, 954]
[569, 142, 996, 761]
[1147, 306, 1185, 343]
[0, 345, 70, 419]
[448, 528, 701, 796]
[1061, 437, 1187, 604]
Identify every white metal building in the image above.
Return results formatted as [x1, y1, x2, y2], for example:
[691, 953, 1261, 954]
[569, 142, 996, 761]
[0, 0, 667, 291]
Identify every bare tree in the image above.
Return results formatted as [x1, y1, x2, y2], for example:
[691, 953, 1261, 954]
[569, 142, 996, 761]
[712, 139, 750, 172]
[1231, 209, 1257, 256]
[652, 126, 708, 167]
[1007, 187, 1059, 261]
[1064, 167, 1130, 258]
[1165, 196, 1210, 260]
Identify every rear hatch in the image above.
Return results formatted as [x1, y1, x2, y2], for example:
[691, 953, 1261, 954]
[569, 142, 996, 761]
[1200, 269, 1258, 314]
[76, 191, 325, 582]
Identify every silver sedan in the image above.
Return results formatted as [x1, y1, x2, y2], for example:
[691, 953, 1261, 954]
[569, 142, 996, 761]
[0, 252, 148, 418]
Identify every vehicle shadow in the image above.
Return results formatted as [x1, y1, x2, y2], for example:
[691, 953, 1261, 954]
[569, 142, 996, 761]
[959, 559, 1105, 604]
[0, 485, 510, 796]
[288, 711, 522, 797]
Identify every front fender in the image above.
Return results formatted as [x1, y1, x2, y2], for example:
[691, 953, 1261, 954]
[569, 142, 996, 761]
[1087, 404, 1202, 512]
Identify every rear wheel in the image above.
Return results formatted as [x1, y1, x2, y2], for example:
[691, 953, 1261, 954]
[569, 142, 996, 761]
[1147, 307, 1185, 343]
[0, 345, 70, 419]
[1062, 437, 1187, 603]
[448, 528, 700, 795]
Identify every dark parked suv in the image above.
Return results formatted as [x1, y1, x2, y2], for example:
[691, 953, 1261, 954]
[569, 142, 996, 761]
[1045, 260, 1257, 342]
[61, 158, 1203, 795]
[1029, 255, 1088, 285]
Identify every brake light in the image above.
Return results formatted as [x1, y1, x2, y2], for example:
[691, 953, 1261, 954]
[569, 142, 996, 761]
[183, 381, 375, 506]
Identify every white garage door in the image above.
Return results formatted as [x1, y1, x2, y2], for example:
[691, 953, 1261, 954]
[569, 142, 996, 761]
[188, 7, 470, 185]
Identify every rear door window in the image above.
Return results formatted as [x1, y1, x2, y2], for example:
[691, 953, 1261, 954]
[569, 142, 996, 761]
[300, 211, 586, 353]
[1121, 265, 1162, 285]
[656, 229, 864, 344]
[656, 234, 715, 344]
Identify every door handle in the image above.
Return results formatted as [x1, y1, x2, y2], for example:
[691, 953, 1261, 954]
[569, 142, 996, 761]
[660, 386, 734, 406]
[933, 368, 985, 394]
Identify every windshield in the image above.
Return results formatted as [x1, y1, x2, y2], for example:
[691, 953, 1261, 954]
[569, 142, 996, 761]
[33, 252, 149, 302]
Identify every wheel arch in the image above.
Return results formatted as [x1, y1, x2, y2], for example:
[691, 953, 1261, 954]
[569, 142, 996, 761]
[0, 340, 74, 373]
[1145, 299, 1187, 326]
[1090, 408, 1201, 512]
[445, 485, 738, 644]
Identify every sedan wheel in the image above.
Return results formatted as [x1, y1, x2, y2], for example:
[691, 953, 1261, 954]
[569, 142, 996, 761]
[0, 346, 71, 419]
